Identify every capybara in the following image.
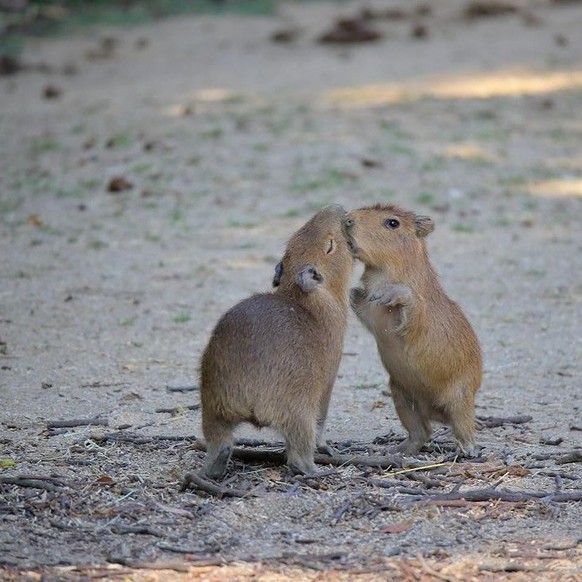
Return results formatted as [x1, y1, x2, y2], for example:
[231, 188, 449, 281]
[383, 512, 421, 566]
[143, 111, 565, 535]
[200, 205, 354, 478]
[344, 204, 482, 456]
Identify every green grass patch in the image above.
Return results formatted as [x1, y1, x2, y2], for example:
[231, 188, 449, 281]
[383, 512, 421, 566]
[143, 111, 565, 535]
[55, 187, 84, 199]
[451, 223, 475, 234]
[414, 191, 434, 205]
[30, 138, 62, 155]
[1, 0, 276, 56]
[282, 209, 301, 219]
[173, 312, 191, 324]
[228, 219, 257, 228]
[0, 458, 16, 469]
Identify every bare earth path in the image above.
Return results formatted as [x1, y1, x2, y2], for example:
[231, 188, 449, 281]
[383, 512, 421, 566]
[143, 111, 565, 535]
[1, 1, 582, 579]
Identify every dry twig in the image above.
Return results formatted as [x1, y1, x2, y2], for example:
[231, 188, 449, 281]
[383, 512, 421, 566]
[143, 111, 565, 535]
[181, 472, 249, 498]
[166, 385, 199, 393]
[411, 486, 582, 504]
[477, 415, 532, 429]
[46, 417, 108, 429]
[155, 404, 200, 414]
[556, 450, 582, 465]
[0, 476, 66, 492]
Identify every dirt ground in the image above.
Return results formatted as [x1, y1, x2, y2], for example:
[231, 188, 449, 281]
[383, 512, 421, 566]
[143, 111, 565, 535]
[1, 0, 582, 580]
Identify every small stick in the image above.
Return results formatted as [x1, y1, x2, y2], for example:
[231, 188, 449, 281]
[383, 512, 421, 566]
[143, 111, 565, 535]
[155, 404, 200, 414]
[236, 437, 284, 448]
[46, 417, 108, 429]
[156, 542, 210, 555]
[384, 461, 448, 476]
[0, 476, 65, 492]
[106, 558, 192, 572]
[477, 415, 532, 429]
[166, 385, 199, 393]
[417, 553, 457, 582]
[330, 499, 354, 525]
[181, 472, 249, 498]
[555, 450, 582, 465]
[479, 562, 546, 573]
[111, 525, 163, 537]
[406, 472, 447, 488]
[413, 486, 582, 504]
[189, 441, 402, 470]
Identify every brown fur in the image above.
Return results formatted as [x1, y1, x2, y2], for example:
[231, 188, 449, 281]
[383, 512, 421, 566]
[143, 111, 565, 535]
[200, 205, 354, 478]
[344, 204, 482, 456]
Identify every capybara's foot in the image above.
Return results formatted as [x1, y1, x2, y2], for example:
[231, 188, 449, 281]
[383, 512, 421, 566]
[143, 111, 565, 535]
[390, 437, 424, 456]
[457, 443, 481, 459]
[204, 444, 232, 480]
[288, 457, 317, 476]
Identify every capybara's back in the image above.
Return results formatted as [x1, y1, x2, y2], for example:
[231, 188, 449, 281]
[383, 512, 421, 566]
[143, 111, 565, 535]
[201, 293, 327, 441]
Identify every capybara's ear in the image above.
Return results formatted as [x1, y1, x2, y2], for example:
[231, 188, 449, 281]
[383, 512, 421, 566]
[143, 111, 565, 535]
[272, 262, 283, 287]
[415, 215, 434, 238]
[296, 264, 323, 293]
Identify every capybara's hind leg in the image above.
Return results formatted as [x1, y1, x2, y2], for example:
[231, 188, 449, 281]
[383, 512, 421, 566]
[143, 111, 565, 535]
[203, 414, 235, 479]
[315, 386, 334, 455]
[390, 384, 432, 455]
[447, 389, 479, 457]
[283, 418, 317, 475]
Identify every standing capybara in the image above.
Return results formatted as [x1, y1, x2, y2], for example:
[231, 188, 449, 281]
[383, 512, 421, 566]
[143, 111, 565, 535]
[200, 205, 354, 478]
[344, 204, 482, 456]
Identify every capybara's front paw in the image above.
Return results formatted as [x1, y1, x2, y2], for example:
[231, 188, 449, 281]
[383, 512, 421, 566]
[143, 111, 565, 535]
[288, 458, 317, 476]
[369, 283, 412, 308]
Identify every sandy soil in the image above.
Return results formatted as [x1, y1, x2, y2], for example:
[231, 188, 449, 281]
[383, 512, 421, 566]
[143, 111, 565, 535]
[1, 1, 582, 579]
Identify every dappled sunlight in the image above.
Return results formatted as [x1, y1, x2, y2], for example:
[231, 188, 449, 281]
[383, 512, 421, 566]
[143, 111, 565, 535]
[441, 142, 499, 162]
[161, 88, 249, 116]
[527, 178, 582, 198]
[321, 70, 582, 109]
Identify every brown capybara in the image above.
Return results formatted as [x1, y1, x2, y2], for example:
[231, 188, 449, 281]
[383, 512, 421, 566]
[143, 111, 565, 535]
[344, 204, 482, 456]
[200, 205, 354, 478]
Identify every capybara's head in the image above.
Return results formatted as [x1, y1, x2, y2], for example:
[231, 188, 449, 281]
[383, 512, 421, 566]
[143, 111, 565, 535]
[343, 204, 434, 270]
[273, 205, 353, 304]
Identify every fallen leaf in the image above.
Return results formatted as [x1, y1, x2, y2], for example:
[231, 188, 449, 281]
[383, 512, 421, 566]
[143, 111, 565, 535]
[108, 176, 133, 193]
[28, 214, 44, 227]
[361, 158, 383, 168]
[271, 28, 301, 43]
[318, 18, 383, 44]
[411, 23, 429, 39]
[380, 520, 413, 534]
[121, 392, 143, 402]
[43, 85, 62, 100]
[0, 55, 22, 76]
[464, 1, 519, 19]
[95, 475, 114, 484]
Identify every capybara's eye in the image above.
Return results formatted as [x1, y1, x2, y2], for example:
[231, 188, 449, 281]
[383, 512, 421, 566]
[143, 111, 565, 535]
[384, 218, 400, 229]
[326, 238, 335, 254]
